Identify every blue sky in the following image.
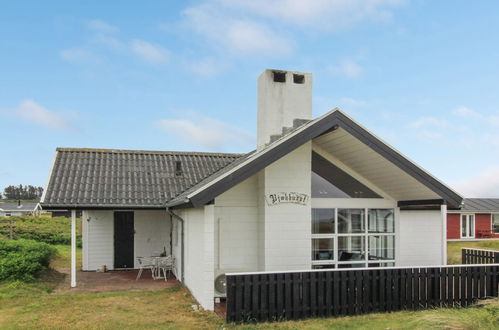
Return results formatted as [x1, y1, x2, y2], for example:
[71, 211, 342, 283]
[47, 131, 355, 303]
[1, 0, 499, 197]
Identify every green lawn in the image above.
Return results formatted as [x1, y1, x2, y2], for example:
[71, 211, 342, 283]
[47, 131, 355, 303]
[0, 245, 498, 329]
[447, 240, 499, 264]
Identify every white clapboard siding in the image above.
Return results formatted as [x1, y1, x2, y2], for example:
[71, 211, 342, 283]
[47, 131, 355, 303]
[398, 210, 443, 266]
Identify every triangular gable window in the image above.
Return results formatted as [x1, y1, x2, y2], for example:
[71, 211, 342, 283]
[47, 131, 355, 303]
[311, 152, 381, 198]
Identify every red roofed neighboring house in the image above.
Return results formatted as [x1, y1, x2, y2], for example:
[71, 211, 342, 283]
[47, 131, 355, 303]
[447, 198, 499, 240]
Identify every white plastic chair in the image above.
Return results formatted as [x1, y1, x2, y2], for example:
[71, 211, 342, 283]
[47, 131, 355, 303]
[157, 256, 174, 281]
[136, 256, 156, 281]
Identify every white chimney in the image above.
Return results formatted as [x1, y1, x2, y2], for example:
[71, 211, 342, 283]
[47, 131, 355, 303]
[257, 69, 312, 149]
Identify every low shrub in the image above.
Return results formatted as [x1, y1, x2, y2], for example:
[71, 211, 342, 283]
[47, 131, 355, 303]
[0, 239, 57, 281]
[0, 216, 81, 247]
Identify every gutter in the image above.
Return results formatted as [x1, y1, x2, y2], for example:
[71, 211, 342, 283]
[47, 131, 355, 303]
[166, 206, 185, 283]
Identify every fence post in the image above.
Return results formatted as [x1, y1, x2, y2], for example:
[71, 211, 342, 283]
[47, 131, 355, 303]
[462, 249, 466, 264]
[495, 252, 499, 264]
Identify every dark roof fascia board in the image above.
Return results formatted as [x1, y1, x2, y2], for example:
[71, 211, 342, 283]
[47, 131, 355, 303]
[184, 110, 463, 208]
[333, 112, 463, 208]
[397, 199, 446, 207]
[187, 112, 342, 207]
[40, 204, 165, 210]
[168, 201, 195, 210]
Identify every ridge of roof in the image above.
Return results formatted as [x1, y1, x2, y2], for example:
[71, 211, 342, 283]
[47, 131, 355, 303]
[56, 147, 245, 157]
[167, 108, 463, 208]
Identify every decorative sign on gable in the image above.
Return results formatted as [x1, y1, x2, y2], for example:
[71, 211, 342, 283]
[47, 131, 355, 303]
[266, 192, 310, 206]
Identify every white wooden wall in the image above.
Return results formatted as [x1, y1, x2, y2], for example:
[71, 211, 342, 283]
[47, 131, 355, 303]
[81, 210, 171, 271]
[398, 210, 443, 266]
[215, 174, 259, 271]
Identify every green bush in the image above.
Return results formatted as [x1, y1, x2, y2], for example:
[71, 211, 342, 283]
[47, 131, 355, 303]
[0, 216, 81, 247]
[0, 239, 57, 281]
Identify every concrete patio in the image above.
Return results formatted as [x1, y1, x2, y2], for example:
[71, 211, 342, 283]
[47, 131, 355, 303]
[56, 268, 180, 293]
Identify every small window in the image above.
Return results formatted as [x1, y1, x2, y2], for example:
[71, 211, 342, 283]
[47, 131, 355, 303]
[272, 71, 286, 83]
[338, 209, 365, 233]
[293, 74, 304, 84]
[368, 209, 394, 233]
[493, 214, 499, 234]
[312, 208, 335, 234]
[338, 236, 365, 261]
[312, 238, 334, 261]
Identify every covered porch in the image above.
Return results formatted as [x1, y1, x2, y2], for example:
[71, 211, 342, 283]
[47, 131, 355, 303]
[67, 208, 179, 288]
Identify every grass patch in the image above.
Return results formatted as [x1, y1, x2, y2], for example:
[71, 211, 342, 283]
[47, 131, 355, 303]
[0, 279, 497, 329]
[0, 215, 82, 246]
[50, 245, 82, 271]
[447, 240, 499, 264]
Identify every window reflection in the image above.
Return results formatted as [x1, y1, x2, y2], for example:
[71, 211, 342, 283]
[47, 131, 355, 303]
[312, 208, 335, 234]
[312, 238, 334, 261]
[338, 209, 365, 233]
[368, 209, 394, 233]
[338, 236, 364, 261]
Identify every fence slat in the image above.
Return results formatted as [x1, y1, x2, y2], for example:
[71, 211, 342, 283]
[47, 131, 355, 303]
[226, 263, 499, 323]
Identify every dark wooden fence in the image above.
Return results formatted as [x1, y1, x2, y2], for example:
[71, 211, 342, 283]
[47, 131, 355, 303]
[226, 265, 499, 322]
[462, 248, 499, 264]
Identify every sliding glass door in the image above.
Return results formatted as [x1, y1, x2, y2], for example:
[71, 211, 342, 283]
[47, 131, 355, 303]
[461, 214, 475, 238]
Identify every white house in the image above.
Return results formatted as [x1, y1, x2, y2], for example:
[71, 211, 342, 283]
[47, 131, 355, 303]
[40, 69, 463, 310]
[0, 201, 39, 217]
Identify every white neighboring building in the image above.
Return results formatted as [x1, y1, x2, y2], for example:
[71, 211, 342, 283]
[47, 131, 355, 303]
[0, 201, 39, 217]
[41, 69, 463, 310]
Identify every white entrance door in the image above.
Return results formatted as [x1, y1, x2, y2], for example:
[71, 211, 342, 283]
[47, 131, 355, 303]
[461, 214, 475, 238]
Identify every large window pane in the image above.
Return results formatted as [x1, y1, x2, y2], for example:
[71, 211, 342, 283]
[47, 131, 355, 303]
[338, 236, 365, 261]
[338, 209, 365, 233]
[494, 214, 499, 234]
[368, 209, 394, 233]
[312, 208, 335, 234]
[368, 235, 395, 260]
[312, 238, 335, 261]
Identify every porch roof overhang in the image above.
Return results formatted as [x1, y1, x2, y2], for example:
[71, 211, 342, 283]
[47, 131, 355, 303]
[168, 109, 463, 209]
[39, 204, 166, 210]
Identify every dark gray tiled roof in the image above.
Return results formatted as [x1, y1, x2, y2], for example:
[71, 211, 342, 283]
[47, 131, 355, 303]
[166, 151, 254, 207]
[462, 198, 499, 212]
[41, 148, 245, 208]
[0, 202, 38, 211]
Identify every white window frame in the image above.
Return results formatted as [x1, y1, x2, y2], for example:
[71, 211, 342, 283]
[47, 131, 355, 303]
[460, 213, 475, 238]
[311, 207, 395, 268]
[492, 213, 499, 234]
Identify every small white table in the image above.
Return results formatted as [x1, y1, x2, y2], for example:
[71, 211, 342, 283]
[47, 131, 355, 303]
[150, 256, 171, 280]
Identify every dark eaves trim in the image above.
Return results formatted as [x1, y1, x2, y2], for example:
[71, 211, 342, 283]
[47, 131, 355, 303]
[39, 204, 166, 210]
[179, 110, 463, 209]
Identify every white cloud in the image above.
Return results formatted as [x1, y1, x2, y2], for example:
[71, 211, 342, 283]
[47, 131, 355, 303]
[87, 19, 118, 34]
[328, 59, 363, 79]
[410, 116, 448, 129]
[217, 0, 406, 30]
[59, 47, 100, 63]
[10, 100, 71, 130]
[338, 97, 367, 107]
[91, 34, 125, 50]
[130, 40, 170, 64]
[157, 114, 253, 150]
[185, 57, 227, 77]
[183, 4, 292, 56]
[409, 116, 449, 141]
[453, 167, 499, 197]
[452, 106, 481, 118]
